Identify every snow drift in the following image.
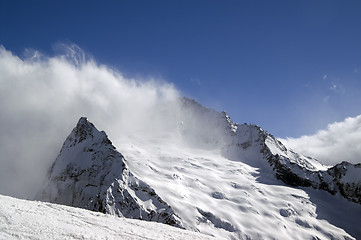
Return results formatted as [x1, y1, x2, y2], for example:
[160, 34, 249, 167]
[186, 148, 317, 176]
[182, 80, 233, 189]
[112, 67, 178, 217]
[0, 194, 212, 240]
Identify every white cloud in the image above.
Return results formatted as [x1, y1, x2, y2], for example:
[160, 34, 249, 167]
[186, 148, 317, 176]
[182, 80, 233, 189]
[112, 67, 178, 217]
[330, 82, 338, 91]
[279, 115, 361, 166]
[323, 74, 327, 80]
[0, 45, 181, 199]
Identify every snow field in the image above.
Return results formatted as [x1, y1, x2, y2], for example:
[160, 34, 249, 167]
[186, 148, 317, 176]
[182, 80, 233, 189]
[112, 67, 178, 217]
[0, 195, 213, 240]
[116, 136, 357, 240]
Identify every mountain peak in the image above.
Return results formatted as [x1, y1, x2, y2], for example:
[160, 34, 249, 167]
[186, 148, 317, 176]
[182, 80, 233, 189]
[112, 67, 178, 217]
[77, 116, 89, 126]
[40, 118, 182, 227]
[62, 117, 111, 149]
[73, 117, 97, 142]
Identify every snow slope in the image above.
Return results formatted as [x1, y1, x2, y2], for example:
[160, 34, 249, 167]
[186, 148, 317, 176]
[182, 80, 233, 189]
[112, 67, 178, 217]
[116, 135, 359, 239]
[114, 99, 360, 239]
[38, 98, 361, 239]
[0, 194, 213, 240]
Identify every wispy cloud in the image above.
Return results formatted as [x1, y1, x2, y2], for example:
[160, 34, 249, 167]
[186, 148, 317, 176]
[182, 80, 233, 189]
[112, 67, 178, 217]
[323, 74, 328, 80]
[329, 81, 345, 94]
[280, 115, 361, 165]
[330, 82, 338, 91]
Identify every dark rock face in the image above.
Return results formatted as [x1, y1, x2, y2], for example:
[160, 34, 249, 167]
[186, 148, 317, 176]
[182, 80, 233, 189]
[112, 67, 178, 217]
[39, 117, 182, 227]
[267, 154, 313, 187]
[327, 162, 361, 203]
[261, 131, 361, 204]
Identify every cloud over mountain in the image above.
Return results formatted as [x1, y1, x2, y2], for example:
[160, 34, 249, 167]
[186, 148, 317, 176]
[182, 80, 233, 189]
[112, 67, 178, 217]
[0, 45, 180, 199]
[280, 115, 361, 165]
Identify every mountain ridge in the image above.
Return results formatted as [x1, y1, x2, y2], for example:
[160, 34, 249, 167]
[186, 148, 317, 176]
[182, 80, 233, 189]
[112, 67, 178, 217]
[180, 98, 361, 204]
[38, 98, 361, 239]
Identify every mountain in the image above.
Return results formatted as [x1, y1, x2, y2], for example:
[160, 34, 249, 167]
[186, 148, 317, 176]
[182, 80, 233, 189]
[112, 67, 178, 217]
[257, 126, 361, 204]
[0, 194, 212, 240]
[180, 98, 361, 204]
[39, 117, 181, 227]
[38, 98, 361, 239]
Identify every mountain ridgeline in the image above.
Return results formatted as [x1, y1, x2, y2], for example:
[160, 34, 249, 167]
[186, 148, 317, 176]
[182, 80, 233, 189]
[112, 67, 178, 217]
[179, 98, 361, 204]
[38, 98, 361, 239]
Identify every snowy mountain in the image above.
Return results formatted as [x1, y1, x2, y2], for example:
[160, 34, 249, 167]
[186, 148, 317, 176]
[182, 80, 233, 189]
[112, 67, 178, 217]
[37, 98, 361, 239]
[179, 98, 361, 204]
[261, 127, 361, 204]
[39, 117, 181, 227]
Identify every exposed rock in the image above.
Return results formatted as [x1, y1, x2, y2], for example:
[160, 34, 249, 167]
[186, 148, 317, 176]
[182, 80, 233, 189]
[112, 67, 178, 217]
[38, 117, 182, 227]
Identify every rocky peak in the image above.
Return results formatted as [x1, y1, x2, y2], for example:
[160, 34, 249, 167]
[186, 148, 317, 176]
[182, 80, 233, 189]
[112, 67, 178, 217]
[39, 117, 182, 227]
[74, 117, 95, 140]
[62, 117, 112, 149]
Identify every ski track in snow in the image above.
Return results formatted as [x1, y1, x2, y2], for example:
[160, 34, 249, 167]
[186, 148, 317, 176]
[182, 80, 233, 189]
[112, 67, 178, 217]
[0, 195, 213, 240]
[116, 136, 360, 240]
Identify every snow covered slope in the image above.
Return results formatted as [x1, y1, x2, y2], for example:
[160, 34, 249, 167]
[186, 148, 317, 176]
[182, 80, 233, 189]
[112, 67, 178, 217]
[179, 98, 361, 204]
[39, 98, 361, 239]
[116, 99, 360, 239]
[39, 117, 181, 227]
[0, 194, 212, 240]
[117, 135, 359, 239]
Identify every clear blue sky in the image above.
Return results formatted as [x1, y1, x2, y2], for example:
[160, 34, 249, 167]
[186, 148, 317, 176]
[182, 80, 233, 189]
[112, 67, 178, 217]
[1, 0, 361, 138]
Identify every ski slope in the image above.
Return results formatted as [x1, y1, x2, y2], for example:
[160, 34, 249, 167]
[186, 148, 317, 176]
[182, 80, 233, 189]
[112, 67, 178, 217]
[0, 194, 213, 240]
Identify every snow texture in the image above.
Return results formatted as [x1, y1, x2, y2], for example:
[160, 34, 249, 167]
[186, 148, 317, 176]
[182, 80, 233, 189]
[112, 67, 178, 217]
[112, 99, 360, 239]
[0, 194, 212, 240]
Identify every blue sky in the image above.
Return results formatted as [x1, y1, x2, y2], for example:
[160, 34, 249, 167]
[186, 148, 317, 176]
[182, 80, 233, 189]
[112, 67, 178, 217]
[1, 0, 361, 138]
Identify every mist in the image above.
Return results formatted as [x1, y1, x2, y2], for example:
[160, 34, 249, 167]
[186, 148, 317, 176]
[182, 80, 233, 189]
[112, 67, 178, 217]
[0, 45, 181, 199]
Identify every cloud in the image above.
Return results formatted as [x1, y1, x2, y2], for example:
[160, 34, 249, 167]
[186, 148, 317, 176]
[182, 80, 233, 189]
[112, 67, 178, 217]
[0, 45, 181, 199]
[279, 115, 361, 166]
[323, 74, 327, 80]
[327, 80, 345, 94]
[330, 82, 338, 91]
